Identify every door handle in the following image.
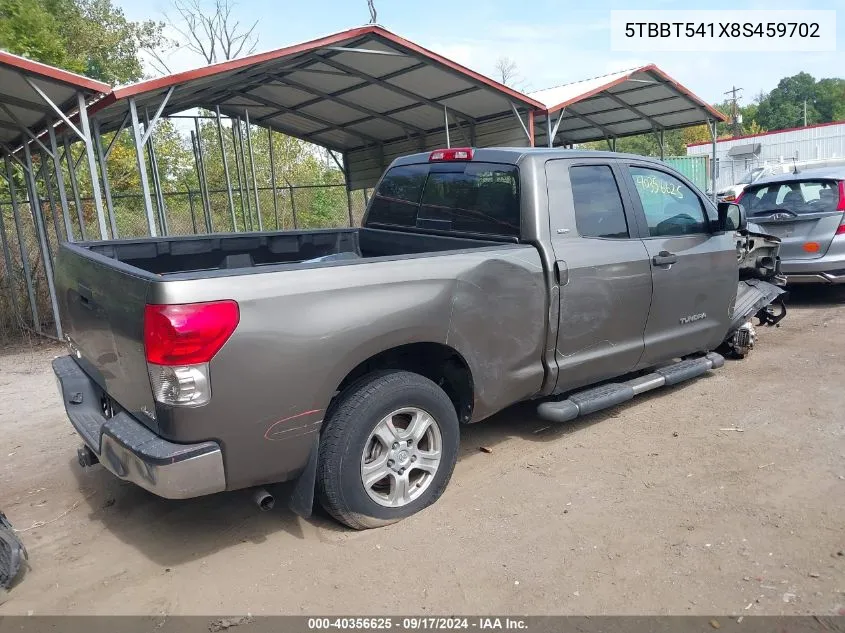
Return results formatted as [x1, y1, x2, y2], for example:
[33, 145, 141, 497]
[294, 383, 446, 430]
[652, 251, 678, 266]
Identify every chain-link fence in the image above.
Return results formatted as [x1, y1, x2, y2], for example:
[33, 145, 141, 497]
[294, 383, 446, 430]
[0, 184, 369, 347]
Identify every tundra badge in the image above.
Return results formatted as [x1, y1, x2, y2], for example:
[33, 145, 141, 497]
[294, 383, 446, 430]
[680, 312, 707, 324]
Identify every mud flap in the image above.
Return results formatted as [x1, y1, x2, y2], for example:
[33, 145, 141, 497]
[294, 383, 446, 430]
[0, 512, 27, 590]
[288, 435, 319, 518]
[730, 279, 788, 334]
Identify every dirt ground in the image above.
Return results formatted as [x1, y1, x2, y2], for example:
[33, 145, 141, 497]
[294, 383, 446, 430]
[0, 287, 843, 616]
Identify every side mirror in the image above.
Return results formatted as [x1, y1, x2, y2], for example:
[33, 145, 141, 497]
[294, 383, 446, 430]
[718, 201, 746, 232]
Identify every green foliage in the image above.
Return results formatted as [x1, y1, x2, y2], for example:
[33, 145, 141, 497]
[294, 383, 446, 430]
[0, 0, 164, 83]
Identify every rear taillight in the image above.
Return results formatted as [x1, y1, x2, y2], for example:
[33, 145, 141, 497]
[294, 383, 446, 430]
[143, 301, 239, 407]
[429, 147, 473, 161]
[836, 182, 845, 234]
[734, 191, 745, 204]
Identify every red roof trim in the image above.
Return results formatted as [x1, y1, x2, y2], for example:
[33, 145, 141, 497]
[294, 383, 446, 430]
[687, 118, 845, 147]
[542, 64, 726, 123]
[106, 25, 544, 109]
[0, 50, 110, 94]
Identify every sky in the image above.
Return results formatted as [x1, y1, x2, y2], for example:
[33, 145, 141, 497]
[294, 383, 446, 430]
[114, 0, 843, 107]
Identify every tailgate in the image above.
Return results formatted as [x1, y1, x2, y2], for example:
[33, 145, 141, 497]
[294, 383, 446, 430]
[55, 244, 158, 432]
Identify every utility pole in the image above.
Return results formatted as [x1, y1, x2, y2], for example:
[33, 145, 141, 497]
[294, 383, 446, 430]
[803, 99, 808, 127]
[724, 85, 743, 137]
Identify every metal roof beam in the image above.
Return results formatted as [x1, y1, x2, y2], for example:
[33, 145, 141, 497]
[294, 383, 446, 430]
[270, 61, 429, 113]
[266, 74, 428, 135]
[563, 94, 684, 120]
[215, 105, 348, 151]
[311, 53, 479, 125]
[0, 92, 54, 114]
[336, 86, 479, 131]
[602, 91, 664, 130]
[232, 92, 383, 145]
[563, 106, 617, 141]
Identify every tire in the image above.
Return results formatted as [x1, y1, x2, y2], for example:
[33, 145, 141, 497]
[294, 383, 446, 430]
[317, 370, 460, 530]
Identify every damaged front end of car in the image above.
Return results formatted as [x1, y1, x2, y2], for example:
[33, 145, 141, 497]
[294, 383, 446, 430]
[723, 223, 788, 358]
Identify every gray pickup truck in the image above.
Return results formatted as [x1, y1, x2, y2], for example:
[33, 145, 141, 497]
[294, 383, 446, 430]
[52, 148, 786, 529]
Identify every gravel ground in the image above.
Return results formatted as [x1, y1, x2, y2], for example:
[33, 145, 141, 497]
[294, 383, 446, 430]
[0, 286, 843, 615]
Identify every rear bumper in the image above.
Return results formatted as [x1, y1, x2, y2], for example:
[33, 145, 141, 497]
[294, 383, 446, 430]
[783, 269, 845, 284]
[781, 237, 845, 284]
[52, 355, 226, 499]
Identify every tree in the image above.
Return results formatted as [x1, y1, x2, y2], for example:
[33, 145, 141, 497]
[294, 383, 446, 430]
[494, 56, 525, 90]
[814, 78, 845, 123]
[755, 72, 820, 130]
[0, 0, 164, 83]
[157, 0, 257, 69]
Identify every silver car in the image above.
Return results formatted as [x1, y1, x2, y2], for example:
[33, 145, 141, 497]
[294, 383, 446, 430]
[738, 166, 845, 284]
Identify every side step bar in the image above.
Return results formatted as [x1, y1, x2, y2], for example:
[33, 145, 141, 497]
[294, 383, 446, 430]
[537, 352, 725, 423]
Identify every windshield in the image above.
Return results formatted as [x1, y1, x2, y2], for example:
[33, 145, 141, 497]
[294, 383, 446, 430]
[740, 180, 842, 215]
[737, 167, 765, 185]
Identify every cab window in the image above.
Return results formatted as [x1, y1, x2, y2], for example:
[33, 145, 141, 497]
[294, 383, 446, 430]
[629, 166, 709, 237]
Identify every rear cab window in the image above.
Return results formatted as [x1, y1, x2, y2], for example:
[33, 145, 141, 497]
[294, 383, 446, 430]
[741, 180, 842, 216]
[367, 162, 520, 239]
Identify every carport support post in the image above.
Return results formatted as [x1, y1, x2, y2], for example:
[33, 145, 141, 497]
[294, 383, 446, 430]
[230, 122, 246, 230]
[708, 119, 718, 202]
[63, 136, 87, 240]
[48, 126, 73, 241]
[528, 110, 535, 147]
[146, 110, 168, 235]
[658, 129, 665, 161]
[443, 106, 450, 148]
[0, 201, 22, 325]
[215, 106, 237, 231]
[4, 154, 40, 332]
[77, 92, 107, 240]
[129, 98, 157, 237]
[92, 120, 118, 238]
[234, 118, 252, 231]
[186, 185, 198, 233]
[22, 142, 62, 338]
[268, 128, 279, 229]
[39, 151, 62, 253]
[244, 110, 263, 231]
[342, 151, 354, 227]
[194, 119, 213, 233]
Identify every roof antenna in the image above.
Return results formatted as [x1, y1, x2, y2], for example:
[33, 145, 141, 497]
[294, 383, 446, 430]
[792, 157, 800, 174]
[367, 0, 378, 24]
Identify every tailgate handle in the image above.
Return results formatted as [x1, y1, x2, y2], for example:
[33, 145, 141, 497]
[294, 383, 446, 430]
[652, 251, 678, 267]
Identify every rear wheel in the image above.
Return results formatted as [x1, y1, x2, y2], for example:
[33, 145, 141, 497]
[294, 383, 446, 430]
[317, 371, 460, 529]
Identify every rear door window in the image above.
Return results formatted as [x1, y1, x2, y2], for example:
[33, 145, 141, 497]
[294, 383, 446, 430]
[741, 180, 841, 215]
[569, 165, 629, 239]
[367, 162, 520, 238]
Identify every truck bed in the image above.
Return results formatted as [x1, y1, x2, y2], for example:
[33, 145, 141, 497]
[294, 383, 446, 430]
[83, 228, 506, 277]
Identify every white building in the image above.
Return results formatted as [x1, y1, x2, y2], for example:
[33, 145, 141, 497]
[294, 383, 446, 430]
[687, 120, 845, 191]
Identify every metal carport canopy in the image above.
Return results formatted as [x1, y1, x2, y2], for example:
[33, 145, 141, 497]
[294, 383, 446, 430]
[0, 51, 110, 150]
[90, 25, 546, 190]
[530, 64, 726, 148]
